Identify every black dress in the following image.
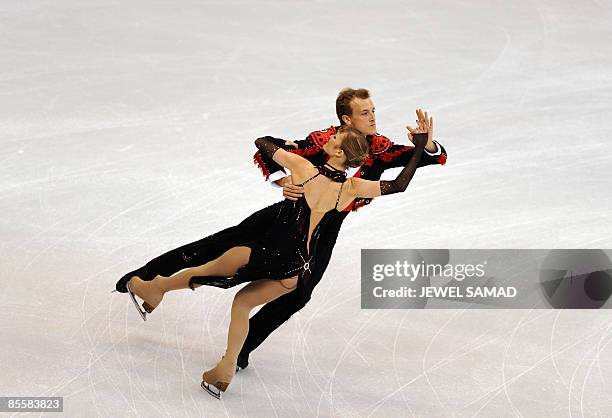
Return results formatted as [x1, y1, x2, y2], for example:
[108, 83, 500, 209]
[188, 164, 347, 292]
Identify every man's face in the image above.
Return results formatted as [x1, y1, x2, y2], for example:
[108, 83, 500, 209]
[344, 97, 377, 136]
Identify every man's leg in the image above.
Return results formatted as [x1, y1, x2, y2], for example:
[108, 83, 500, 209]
[116, 201, 284, 292]
[237, 288, 309, 369]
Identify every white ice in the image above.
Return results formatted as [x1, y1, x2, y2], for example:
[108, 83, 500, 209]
[1, 0, 611, 416]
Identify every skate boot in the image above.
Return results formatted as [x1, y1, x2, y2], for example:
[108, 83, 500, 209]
[201, 357, 236, 399]
[126, 277, 164, 321]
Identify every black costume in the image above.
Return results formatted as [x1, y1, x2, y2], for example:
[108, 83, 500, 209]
[188, 162, 350, 295]
[115, 126, 447, 368]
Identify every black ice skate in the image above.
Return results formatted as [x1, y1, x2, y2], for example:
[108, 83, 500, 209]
[236, 353, 249, 372]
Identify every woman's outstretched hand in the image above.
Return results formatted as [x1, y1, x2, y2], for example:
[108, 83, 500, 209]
[411, 131, 428, 148]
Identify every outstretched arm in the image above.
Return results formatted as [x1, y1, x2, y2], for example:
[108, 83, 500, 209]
[380, 132, 427, 195]
[350, 132, 428, 198]
[373, 109, 447, 170]
[253, 129, 334, 201]
[252, 137, 288, 180]
[254, 136, 312, 178]
[253, 132, 325, 180]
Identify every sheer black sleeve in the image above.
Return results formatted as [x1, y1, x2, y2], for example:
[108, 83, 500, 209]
[380, 133, 427, 195]
[254, 136, 284, 160]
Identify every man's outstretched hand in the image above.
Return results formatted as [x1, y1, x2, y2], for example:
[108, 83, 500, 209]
[278, 175, 304, 201]
[406, 108, 437, 152]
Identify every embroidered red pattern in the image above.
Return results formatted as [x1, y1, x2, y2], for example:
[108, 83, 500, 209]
[369, 134, 391, 154]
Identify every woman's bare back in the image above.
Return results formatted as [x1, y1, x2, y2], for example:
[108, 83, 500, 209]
[294, 167, 356, 253]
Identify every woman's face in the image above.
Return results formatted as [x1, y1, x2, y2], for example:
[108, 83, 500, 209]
[323, 134, 343, 157]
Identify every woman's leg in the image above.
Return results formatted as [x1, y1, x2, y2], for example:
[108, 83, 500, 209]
[202, 276, 298, 392]
[160, 246, 251, 292]
[129, 246, 252, 309]
[225, 277, 298, 362]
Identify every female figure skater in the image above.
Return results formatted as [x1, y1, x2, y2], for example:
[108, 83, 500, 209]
[126, 120, 430, 398]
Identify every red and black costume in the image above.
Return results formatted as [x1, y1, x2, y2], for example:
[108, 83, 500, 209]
[254, 126, 447, 212]
[115, 126, 447, 369]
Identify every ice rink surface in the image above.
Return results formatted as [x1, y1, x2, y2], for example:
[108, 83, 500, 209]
[1, 0, 611, 416]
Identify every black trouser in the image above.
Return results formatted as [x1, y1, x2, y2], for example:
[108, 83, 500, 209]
[141, 201, 282, 278]
[138, 200, 345, 361]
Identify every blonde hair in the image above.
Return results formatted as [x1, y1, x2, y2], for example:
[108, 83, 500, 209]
[337, 125, 369, 168]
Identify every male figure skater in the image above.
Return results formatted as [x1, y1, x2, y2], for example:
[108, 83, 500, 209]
[240, 88, 446, 368]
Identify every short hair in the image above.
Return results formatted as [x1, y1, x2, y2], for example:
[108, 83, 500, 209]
[336, 88, 370, 124]
[337, 125, 369, 168]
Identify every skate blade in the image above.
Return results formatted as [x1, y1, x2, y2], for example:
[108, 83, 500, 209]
[201, 381, 222, 399]
[127, 281, 147, 322]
